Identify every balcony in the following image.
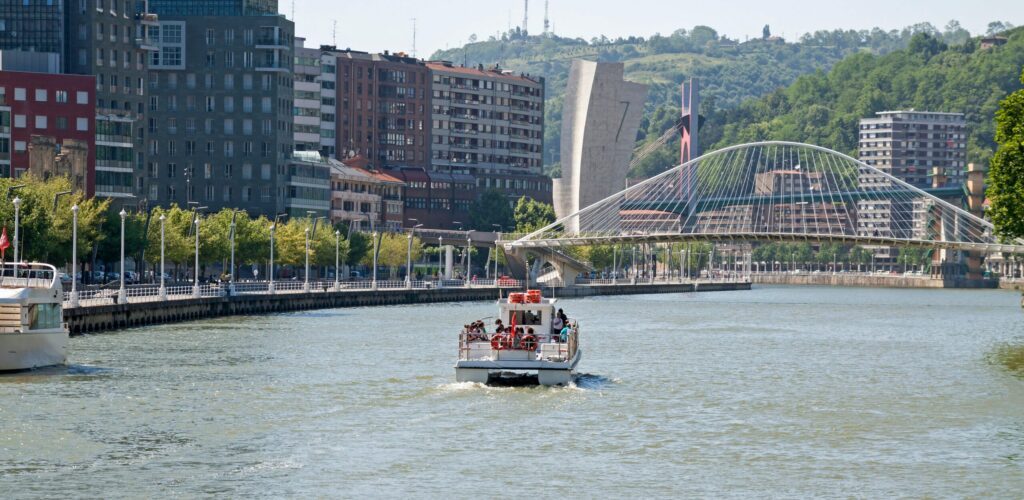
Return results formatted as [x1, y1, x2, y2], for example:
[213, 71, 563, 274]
[256, 62, 290, 73]
[136, 13, 159, 26]
[96, 159, 133, 172]
[256, 38, 290, 50]
[137, 37, 159, 52]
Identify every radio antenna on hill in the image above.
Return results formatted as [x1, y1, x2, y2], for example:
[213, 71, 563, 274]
[543, 0, 550, 35]
[332, 20, 337, 46]
[522, 0, 529, 35]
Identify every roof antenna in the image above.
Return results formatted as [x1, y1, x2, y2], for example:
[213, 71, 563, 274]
[332, 19, 337, 46]
[411, 18, 417, 58]
[290, 0, 294, 20]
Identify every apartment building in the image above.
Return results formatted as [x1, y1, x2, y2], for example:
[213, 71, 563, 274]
[0, 0, 66, 60]
[329, 156, 404, 232]
[427, 61, 549, 203]
[333, 50, 429, 169]
[66, 0, 159, 201]
[144, 1, 302, 216]
[857, 110, 967, 264]
[292, 37, 321, 153]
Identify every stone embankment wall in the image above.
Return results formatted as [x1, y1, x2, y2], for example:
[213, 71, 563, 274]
[65, 282, 752, 335]
[752, 274, 998, 289]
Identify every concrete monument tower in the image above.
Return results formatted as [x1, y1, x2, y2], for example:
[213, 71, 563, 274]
[553, 60, 648, 233]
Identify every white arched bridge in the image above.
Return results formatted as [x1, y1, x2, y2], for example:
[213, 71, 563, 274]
[506, 141, 1024, 255]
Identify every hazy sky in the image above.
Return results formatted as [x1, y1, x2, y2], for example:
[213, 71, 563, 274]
[289, 0, 1023, 56]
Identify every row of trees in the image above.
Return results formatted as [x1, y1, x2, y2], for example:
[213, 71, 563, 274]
[0, 175, 435, 280]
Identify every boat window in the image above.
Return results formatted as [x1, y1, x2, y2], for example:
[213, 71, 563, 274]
[511, 310, 543, 326]
[29, 304, 62, 330]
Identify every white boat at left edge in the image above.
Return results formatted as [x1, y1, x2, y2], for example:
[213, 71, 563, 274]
[0, 263, 69, 371]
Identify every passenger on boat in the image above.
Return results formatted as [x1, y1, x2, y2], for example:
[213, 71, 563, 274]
[559, 325, 571, 342]
[494, 319, 505, 333]
[551, 312, 564, 336]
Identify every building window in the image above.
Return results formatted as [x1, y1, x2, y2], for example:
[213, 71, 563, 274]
[14, 88, 26, 101]
[76, 117, 89, 131]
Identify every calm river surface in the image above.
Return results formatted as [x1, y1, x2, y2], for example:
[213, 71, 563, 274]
[2, 286, 1023, 497]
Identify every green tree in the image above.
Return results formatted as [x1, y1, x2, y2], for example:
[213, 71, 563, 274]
[987, 69, 1024, 240]
[513, 196, 556, 233]
[470, 189, 514, 232]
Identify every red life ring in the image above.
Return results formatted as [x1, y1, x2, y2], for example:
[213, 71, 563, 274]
[519, 334, 537, 351]
[490, 334, 512, 350]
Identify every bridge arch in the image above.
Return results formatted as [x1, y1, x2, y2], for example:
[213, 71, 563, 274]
[508, 141, 1024, 255]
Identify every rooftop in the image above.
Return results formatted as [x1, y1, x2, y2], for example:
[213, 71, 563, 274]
[426, 62, 543, 84]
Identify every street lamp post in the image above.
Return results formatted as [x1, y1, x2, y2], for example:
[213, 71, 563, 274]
[612, 245, 618, 285]
[159, 214, 167, 300]
[304, 227, 311, 293]
[229, 211, 237, 296]
[192, 214, 201, 298]
[437, 236, 443, 283]
[466, 233, 472, 287]
[371, 228, 378, 290]
[406, 223, 422, 289]
[269, 223, 276, 294]
[334, 230, 341, 291]
[70, 205, 80, 307]
[12, 196, 21, 263]
[118, 209, 127, 304]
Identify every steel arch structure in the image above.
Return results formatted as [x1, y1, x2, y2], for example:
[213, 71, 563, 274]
[506, 141, 1024, 254]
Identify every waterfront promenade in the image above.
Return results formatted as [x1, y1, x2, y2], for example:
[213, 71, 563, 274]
[62, 278, 751, 334]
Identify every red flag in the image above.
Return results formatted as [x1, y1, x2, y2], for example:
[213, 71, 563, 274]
[0, 227, 9, 260]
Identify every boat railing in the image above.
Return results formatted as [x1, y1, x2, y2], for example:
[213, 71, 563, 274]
[0, 263, 59, 289]
[458, 324, 580, 362]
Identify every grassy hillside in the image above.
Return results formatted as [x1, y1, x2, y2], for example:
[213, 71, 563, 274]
[430, 23, 981, 174]
[708, 28, 1024, 172]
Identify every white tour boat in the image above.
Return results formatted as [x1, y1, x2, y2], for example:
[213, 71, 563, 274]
[0, 263, 68, 371]
[456, 290, 581, 386]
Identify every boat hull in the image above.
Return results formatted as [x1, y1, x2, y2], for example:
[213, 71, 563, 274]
[455, 350, 582, 386]
[0, 331, 68, 371]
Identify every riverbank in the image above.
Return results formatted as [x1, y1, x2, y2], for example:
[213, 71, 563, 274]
[64, 281, 751, 334]
[752, 273, 999, 289]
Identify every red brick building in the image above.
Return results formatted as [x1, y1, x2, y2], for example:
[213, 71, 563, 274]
[333, 50, 430, 170]
[0, 71, 96, 193]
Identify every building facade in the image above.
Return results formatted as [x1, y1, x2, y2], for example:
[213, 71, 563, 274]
[292, 37, 321, 153]
[0, 0, 66, 61]
[427, 61, 549, 204]
[329, 157, 404, 232]
[857, 110, 967, 263]
[66, 0, 159, 201]
[144, 3, 300, 216]
[333, 50, 429, 169]
[0, 70, 96, 188]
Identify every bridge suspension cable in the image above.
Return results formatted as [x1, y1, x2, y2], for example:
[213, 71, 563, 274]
[511, 141, 1024, 254]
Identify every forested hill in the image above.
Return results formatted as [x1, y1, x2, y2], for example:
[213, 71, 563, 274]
[429, 21, 998, 175]
[705, 27, 1024, 177]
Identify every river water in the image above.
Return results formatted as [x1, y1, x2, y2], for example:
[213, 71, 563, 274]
[1, 286, 1023, 497]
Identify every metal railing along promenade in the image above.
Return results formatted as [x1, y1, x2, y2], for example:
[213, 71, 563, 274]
[63, 279, 527, 308]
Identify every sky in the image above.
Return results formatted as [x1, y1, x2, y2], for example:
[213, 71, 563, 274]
[290, 0, 1024, 57]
